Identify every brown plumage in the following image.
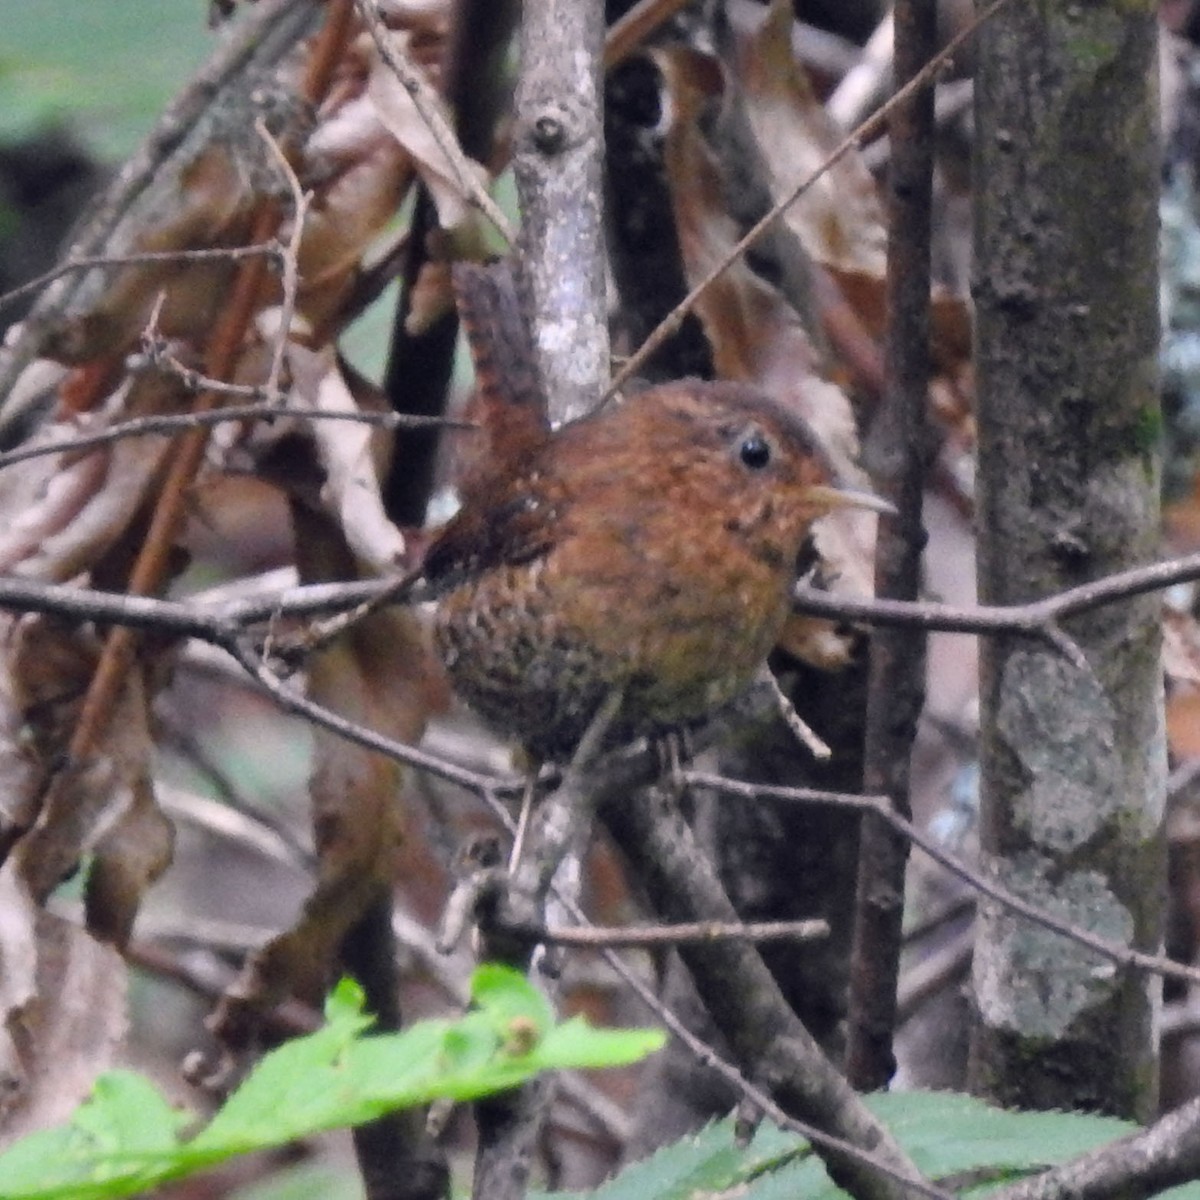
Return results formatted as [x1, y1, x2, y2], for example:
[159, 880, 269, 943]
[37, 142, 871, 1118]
[425, 378, 886, 761]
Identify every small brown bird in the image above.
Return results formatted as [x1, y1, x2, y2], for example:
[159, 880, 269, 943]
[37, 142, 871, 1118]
[424, 379, 888, 762]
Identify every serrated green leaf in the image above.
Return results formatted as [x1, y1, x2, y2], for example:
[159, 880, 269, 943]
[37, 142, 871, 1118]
[536, 1117, 811, 1200]
[194, 999, 375, 1154]
[534, 1091, 1180, 1200]
[0, 1073, 188, 1200]
[865, 1091, 1132, 1182]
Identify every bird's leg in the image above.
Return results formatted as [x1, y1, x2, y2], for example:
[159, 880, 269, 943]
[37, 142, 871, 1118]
[508, 687, 624, 878]
[651, 727, 695, 799]
[507, 767, 540, 874]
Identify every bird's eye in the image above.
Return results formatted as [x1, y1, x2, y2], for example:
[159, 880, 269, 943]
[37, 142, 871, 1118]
[739, 433, 772, 470]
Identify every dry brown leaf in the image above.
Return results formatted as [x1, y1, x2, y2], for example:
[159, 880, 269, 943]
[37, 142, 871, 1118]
[656, 50, 826, 433]
[0, 613, 169, 979]
[404, 257, 456, 335]
[8, 656, 164, 909]
[209, 510, 444, 1045]
[284, 343, 407, 571]
[0, 370, 191, 582]
[826, 262, 974, 381]
[0, 907, 126, 1145]
[85, 776, 175, 949]
[735, 0, 886, 278]
[1163, 606, 1200, 760]
[1169, 691, 1200, 760]
[364, 29, 487, 230]
[46, 143, 255, 366]
[297, 94, 415, 330]
[0, 622, 45, 840]
[735, 0, 972, 380]
[1165, 605, 1200, 689]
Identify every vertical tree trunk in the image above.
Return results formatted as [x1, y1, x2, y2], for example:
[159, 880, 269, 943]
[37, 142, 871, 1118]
[845, 0, 935, 1091]
[512, 0, 609, 424]
[970, 1, 1165, 1119]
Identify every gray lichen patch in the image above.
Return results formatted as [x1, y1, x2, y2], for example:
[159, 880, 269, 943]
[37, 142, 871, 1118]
[996, 649, 1120, 852]
[973, 853, 1133, 1038]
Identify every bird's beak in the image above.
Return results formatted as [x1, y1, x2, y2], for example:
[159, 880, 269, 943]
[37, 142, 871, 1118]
[806, 484, 897, 516]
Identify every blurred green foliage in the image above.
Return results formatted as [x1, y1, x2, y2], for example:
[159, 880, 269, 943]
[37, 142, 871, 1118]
[0, 967, 665, 1200]
[0, 1, 215, 158]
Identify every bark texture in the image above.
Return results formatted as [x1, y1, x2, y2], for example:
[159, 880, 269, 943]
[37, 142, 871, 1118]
[969, 0, 1165, 1119]
[513, 0, 609, 424]
[845, 0, 935, 1090]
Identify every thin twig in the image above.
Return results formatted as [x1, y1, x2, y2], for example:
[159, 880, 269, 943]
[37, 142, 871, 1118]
[536, 917, 829, 948]
[896, 926, 973, 1025]
[0, 405, 463, 474]
[553, 898, 950, 1200]
[602, 785, 942, 1200]
[0, 243, 282, 316]
[226, 637, 515, 796]
[604, 0, 696, 67]
[794, 547, 1200, 656]
[66, 204, 284, 766]
[2, 547, 1198, 670]
[902, 892, 974, 945]
[255, 118, 311, 403]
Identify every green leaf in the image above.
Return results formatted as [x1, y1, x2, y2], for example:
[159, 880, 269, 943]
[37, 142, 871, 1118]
[867, 1091, 1130, 1182]
[194, 982, 377, 1155]
[73, 1072, 189, 1156]
[537, 1117, 807, 1200]
[471, 962, 556, 1036]
[534, 1091, 1190, 1200]
[0, 1073, 188, 1200]
[531, 1016, 666, 1072]
[0, 967, 664, 1200]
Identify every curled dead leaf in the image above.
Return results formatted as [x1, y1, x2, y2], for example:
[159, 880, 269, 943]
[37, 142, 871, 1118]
[735, 0, 886, 278]
[364, 28, 488, 230]
[209, 509, 444, 1045]
[0, 901, 127, 1145]
[284, 342, 408, 571]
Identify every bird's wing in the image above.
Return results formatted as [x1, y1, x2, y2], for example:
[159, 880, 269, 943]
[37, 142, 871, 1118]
[420, 466, 563, 593]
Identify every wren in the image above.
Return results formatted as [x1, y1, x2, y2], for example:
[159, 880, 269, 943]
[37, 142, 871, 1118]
[424, 379, 888, 762]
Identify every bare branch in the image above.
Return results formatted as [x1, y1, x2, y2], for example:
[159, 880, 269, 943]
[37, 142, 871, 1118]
[254, 118, 311, 403]
[0, 404, 462, 475]
[0, 243, 282, 316]
[682, 771, 1200, 989]
[794, 548, 1200, 642]
[845, 0, 936, 1089]
[537, 917, 829, 948]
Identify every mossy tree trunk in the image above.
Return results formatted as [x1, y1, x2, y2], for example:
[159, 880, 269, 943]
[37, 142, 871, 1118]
[970, 0, 1165, 1119]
